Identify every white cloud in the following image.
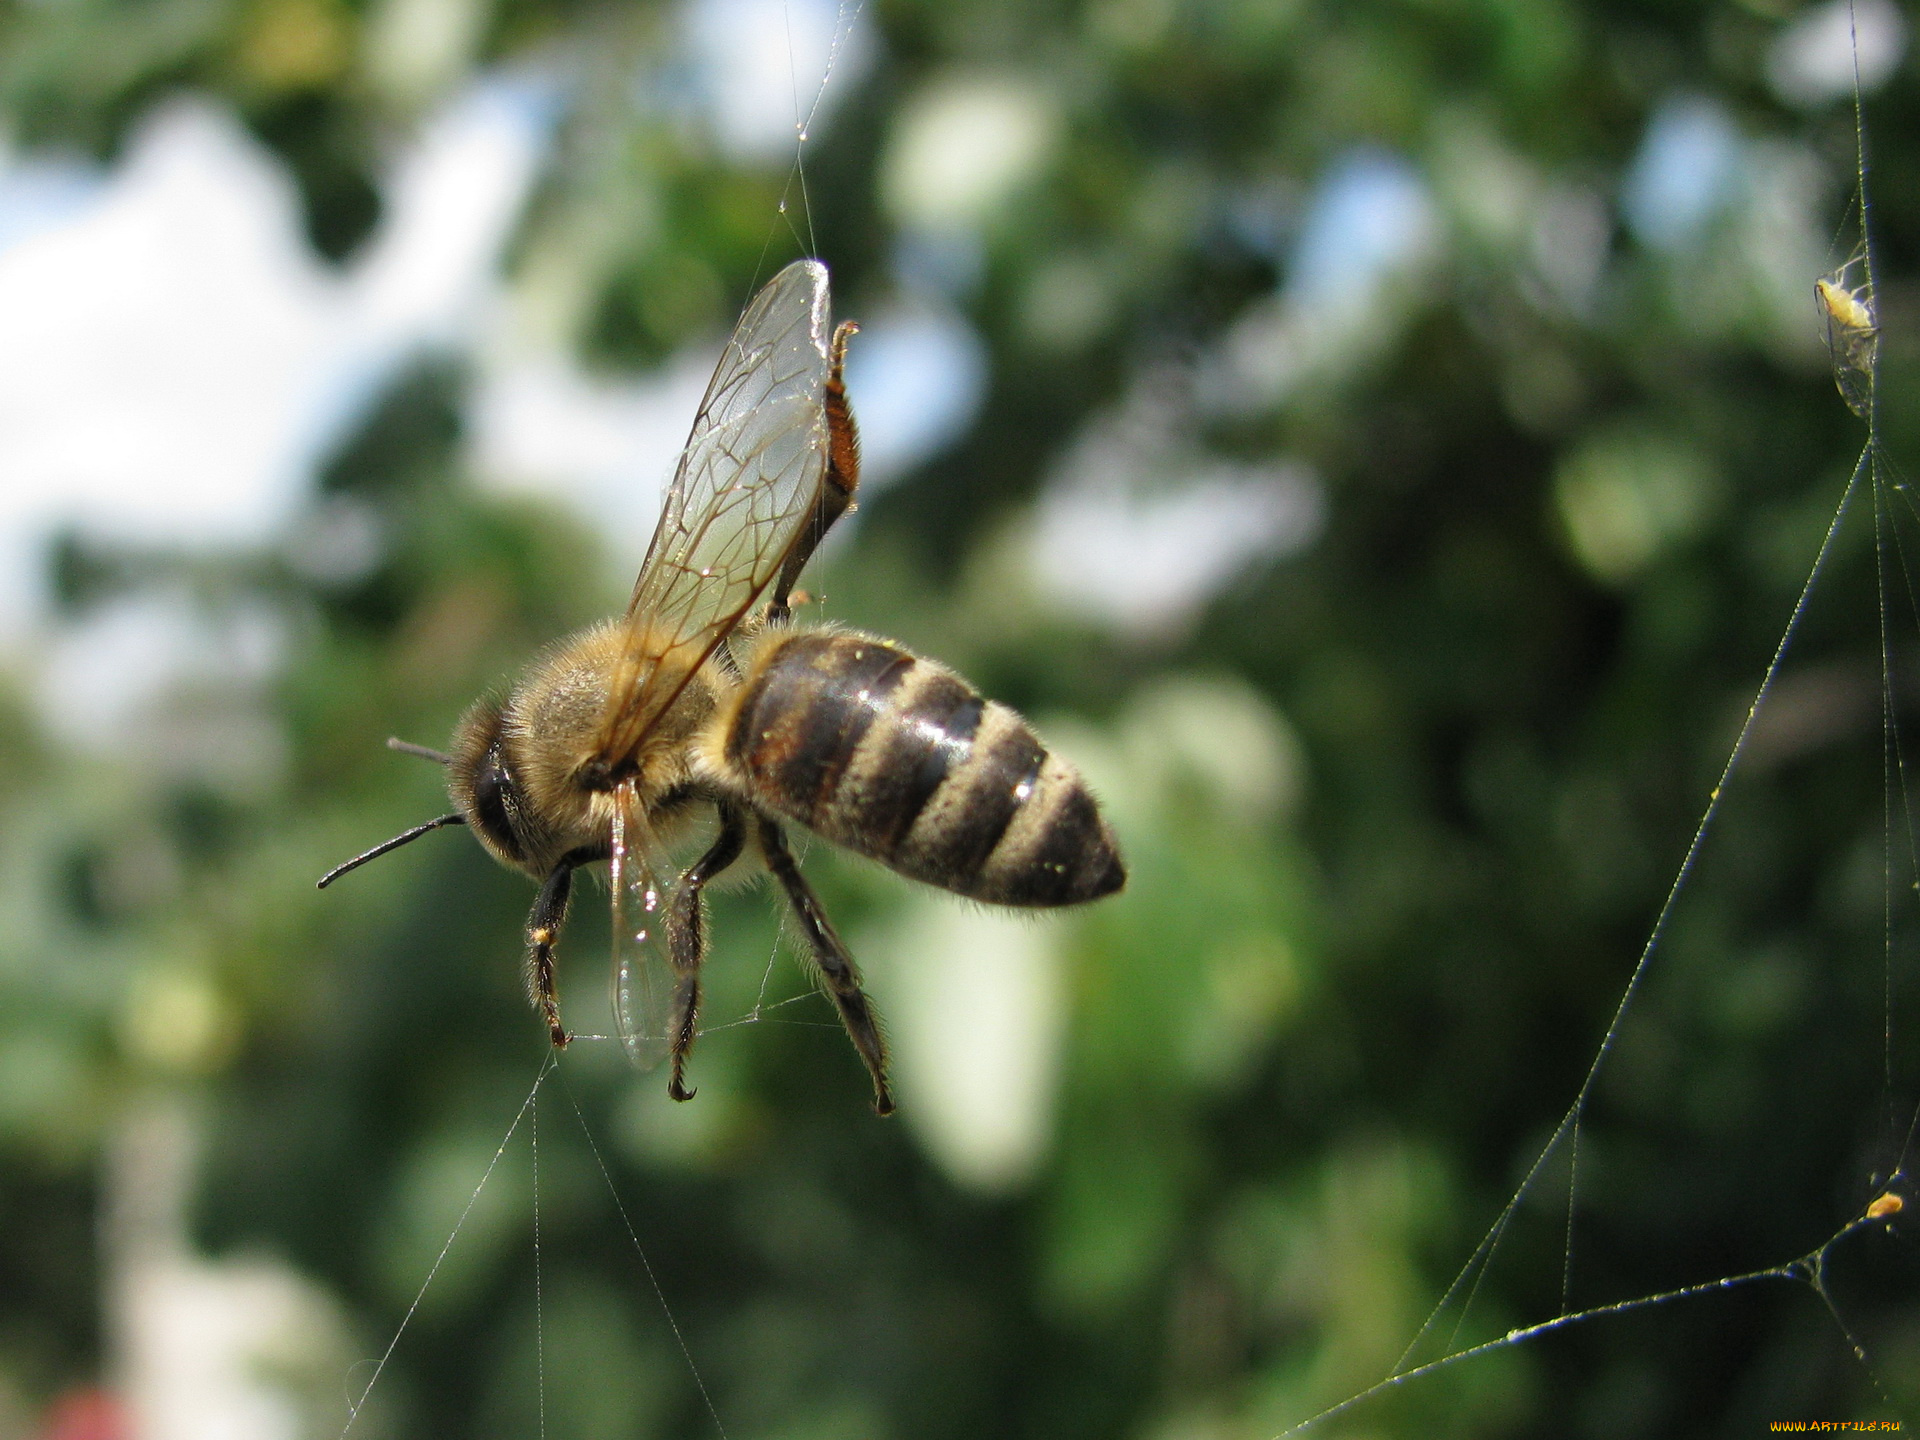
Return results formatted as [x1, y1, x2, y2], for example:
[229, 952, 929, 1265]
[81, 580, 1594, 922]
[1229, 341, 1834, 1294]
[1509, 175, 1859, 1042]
[348, 78, 557, 361]
[0, 77, 554, 642]
[1031, 390, 1324, 640]
[0, 100, 336, 557]
[1768, 0, 1907, 109]
[0, 75, 552, 780]
[466, 344, 714, 580]
[681, 0, 876, 163]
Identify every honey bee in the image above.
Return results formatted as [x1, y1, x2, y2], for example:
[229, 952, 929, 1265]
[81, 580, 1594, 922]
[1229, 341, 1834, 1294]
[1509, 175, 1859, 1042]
[319, 260, 1125, 1113]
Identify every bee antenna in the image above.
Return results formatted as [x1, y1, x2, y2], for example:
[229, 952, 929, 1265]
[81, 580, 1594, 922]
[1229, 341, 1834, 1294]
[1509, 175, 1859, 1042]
[388, 737, 454, 764]
[317, 814, 465, 890]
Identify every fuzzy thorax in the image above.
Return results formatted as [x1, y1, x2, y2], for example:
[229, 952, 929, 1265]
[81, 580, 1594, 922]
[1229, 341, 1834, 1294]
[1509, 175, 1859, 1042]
[448, 619, 729, 877]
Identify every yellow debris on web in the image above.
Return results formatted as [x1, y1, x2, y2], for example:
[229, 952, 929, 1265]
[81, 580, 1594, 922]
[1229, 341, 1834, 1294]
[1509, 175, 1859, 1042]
[1816, 253, 1877, 419]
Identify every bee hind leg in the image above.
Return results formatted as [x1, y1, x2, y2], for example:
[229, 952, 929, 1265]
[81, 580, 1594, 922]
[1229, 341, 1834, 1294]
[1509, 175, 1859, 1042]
[757, 816, 895, 1117]
[766, 321, 860, 626]
[663, 804, 750, 1102]
[526, 863, 576, 1047]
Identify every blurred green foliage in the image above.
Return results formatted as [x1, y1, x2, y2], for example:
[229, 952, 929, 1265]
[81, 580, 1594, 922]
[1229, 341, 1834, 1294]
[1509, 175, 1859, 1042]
[2, 0, 1920, 1436]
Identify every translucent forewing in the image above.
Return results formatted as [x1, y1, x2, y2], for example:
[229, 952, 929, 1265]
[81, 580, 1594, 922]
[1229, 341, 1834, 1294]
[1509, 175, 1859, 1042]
[608, 786, 673, 1070]
[1816, 275, 1877, 419]
[591, 260, 834, 768]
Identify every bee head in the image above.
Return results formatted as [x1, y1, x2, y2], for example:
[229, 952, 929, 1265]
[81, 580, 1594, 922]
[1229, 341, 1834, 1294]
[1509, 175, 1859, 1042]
[448, 697, 539, 876]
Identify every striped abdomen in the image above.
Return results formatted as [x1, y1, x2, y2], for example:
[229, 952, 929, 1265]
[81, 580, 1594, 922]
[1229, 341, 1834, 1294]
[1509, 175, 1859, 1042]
[719, 630, 1124, 906]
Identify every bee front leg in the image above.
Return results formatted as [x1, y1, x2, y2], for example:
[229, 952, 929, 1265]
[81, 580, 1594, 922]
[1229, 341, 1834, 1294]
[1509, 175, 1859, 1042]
[757, 816, 895, 1116]
[663, 804, 749, 1102]
[526, 863, 576, 1047]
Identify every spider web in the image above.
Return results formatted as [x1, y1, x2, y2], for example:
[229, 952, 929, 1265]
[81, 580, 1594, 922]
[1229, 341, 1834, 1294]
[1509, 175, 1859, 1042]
[334, 7, 1919, 1437]
[332, 7, 864, 1435]
[562, 0, 865, 1059]
[1276, 12, 1917, 1431]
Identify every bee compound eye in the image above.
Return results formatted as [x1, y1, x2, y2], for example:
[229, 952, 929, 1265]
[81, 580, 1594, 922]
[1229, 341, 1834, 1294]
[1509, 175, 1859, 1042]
[469, 746, 528, 866]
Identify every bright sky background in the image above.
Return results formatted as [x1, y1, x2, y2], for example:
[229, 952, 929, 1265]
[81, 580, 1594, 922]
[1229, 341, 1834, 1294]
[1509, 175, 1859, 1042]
[0, 0, 1897, 702]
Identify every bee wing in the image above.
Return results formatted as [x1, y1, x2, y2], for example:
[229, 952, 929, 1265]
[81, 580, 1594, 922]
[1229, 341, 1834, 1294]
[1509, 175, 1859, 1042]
[608, 784, 675, 1070]
[591, 259, 835, 768]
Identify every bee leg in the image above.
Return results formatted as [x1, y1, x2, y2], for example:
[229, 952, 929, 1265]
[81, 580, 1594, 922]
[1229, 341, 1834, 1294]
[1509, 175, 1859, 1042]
[526, 863, 576, 1047]
[768, 320, 861, 625]
[756, 816, 895, 1116]
[663, 804, 750, 1102]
